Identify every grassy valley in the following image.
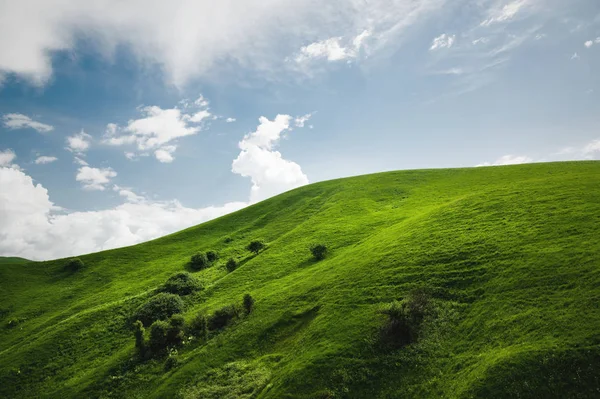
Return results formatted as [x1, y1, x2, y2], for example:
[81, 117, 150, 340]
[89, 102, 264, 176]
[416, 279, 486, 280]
[1, 161, 599, 398]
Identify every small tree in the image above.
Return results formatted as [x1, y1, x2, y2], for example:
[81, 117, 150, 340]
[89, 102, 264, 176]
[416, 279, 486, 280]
[247, 240, 265, 255]
[380, 289, 431, 347]
[190, 253, 209, 270]
[149, 320, 169, 353]
[190, 313, 209, 341]
[167, 314, 185, 345]
[134, 293, 185, 326]
[208, 305, 240, 330]
[65, 258, 84, 272]
[243, 294, 254, 315]
[310, 244, 328, 261]
[206, 250, 219, 263]
[226, 258, 238, 272]
[133, 320, 146, 356]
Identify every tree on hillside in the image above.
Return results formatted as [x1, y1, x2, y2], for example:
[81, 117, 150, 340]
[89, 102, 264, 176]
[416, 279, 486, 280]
[310, 244, 328, 261]
[247, 240, 265, 255]
[190, 252, 209, 270]
[243, 294, 255, 314]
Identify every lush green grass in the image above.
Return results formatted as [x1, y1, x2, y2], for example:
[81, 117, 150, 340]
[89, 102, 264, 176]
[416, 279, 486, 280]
[0, 257, 30, 264]
[1, 161, 600, 398]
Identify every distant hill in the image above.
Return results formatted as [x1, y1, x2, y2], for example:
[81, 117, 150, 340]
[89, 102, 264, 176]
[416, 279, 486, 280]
[1, 161, 599, 398]
[0, 257, 30, 264]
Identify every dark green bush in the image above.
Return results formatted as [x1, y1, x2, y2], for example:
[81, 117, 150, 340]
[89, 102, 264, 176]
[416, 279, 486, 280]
[189, 313, 209, 341]
[247, 240, 265, 255]
[206, 250, 219, 263]
[208, 305, 240, 330]
[148, 320, 169, 352]
[134, 293, 184, 326]
[224, 237, 233, 244]
[133, 320, 145, 356]
[310, 244, 328, 260]
[64, 258, 84, 272]
[243, 294, 254, 315]
[190, 253, 209, 270]
[162, 271, 202, 295]
[167, 314, 185, 345]
[226, 258, 238, 272]
[380, 289, 431, 347]
[164, 352, 180, 371]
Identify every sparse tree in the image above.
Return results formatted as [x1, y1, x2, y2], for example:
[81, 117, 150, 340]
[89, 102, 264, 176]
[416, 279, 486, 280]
[65, 258, 84, 272]
[226, 258, 238, 272]
[310, 244, 328, 261]
[243, 294, 255, 315]
[190, 253, 209, 270]
[247, 240, 265, 255]
[206, 250, 219, 263]
[190, 313, 209, 341]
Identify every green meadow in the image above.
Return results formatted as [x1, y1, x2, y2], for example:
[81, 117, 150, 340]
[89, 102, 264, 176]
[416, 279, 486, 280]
[1, 161, 599, 398]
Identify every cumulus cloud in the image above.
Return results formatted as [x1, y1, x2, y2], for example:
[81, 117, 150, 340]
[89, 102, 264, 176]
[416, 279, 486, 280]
[0, 0, 448, 86]
[0, 166, 246, 260]
[430, 33, 455, 50]
[293, 30, 371, 64]
[105, 95, 211, 162]
[225, 117, 236, 123]
[584, 38, 600, 48]
[35, 155, 58, 164]
[232, 114, 309, 203]
[75, 166, 117, 191]
[476, 154, 534, 167]
[0, 149, 17, 167]
[294, 113, 313, 127]
[66, 130, 92, 153]
[2, 113, 53, 132]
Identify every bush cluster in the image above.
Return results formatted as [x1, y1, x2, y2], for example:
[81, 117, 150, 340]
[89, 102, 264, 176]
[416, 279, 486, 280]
[226, 258, 238, 272]
[134, 293, 184, 326]
[246, 240, 265, 255]
[162, 272, 202, 295]
[380, 289, 431, 347]
[64, 258, 84, 272]
[208, 304, 240, 330]
[190, 250, 219, 270]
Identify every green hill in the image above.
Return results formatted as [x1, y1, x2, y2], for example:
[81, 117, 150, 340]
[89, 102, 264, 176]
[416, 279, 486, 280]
[0, 257, 30, 264]
[1, 161, 600, 398]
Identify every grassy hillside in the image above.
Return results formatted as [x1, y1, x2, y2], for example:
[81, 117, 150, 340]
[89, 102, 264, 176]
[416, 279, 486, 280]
[0, 257, 30, 264]
[1, 161, 600, 398]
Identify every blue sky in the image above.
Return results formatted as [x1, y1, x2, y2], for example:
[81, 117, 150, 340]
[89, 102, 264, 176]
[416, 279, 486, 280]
[1, 0, 599, 260]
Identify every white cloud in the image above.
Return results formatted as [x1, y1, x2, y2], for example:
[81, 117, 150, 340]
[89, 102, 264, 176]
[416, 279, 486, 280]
[480, 0, 530, 26]
[476, 154, 534, 167]
[430, 33, 455, 50]
[2, 113, 53, 132]
[293, 30, 371, 64]
[154, 146, 176, 163]
[105, 95, 211, 162]
[75, 166, 117, 191]
[0, 166, 246, 260]
[74, 156, 89, 166]
[0, 149, 17, 166]
[225, 117, 236, 123]
[66, 130, 92, 153]
[584, 40, 594, 48]
[35, 155, 58, 164]
[571, 52, 580, 60]
[583, 139, 600, 155]
[113, 185, 144, 203]
[472, 37, 489, 45]
[294, 113, 312, 127]
[0, 1, 447, 86]
[232, 114, 309, 203]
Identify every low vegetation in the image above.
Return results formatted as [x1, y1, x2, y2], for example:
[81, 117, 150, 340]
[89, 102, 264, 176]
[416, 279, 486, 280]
[310, 244, 327, 260]
[161, 272, 202, 295]
[64, 258, 84, 272]
[246, 240, 265, 255]
[134, 293, 184, 326]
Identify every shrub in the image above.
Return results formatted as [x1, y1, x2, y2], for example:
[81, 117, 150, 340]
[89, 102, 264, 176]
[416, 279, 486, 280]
[226, 258, 238, 272]
[310, 244, 328, 261]
[190, 252, 209, 270]
[167, 314, 185, 345]
[206, 250, 219, 263]
[134, 293, 185, 326]
[224, 237, 233, 244]
[133, 320, 146, 355]
[208, 304, 240, 330]
[148, 320, 169, 352]
[189, 313, 209, 341]
[247, 240, 265, 255]
[64, 258, 84, 272]
[164, 351, 180, 371]
[162, 272, 202, 295]
[380, 289, 431, 347]
[243, 294, 255, 315]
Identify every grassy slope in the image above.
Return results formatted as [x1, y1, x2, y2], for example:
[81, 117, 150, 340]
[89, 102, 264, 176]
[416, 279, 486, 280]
[1, 161, 599, 398]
